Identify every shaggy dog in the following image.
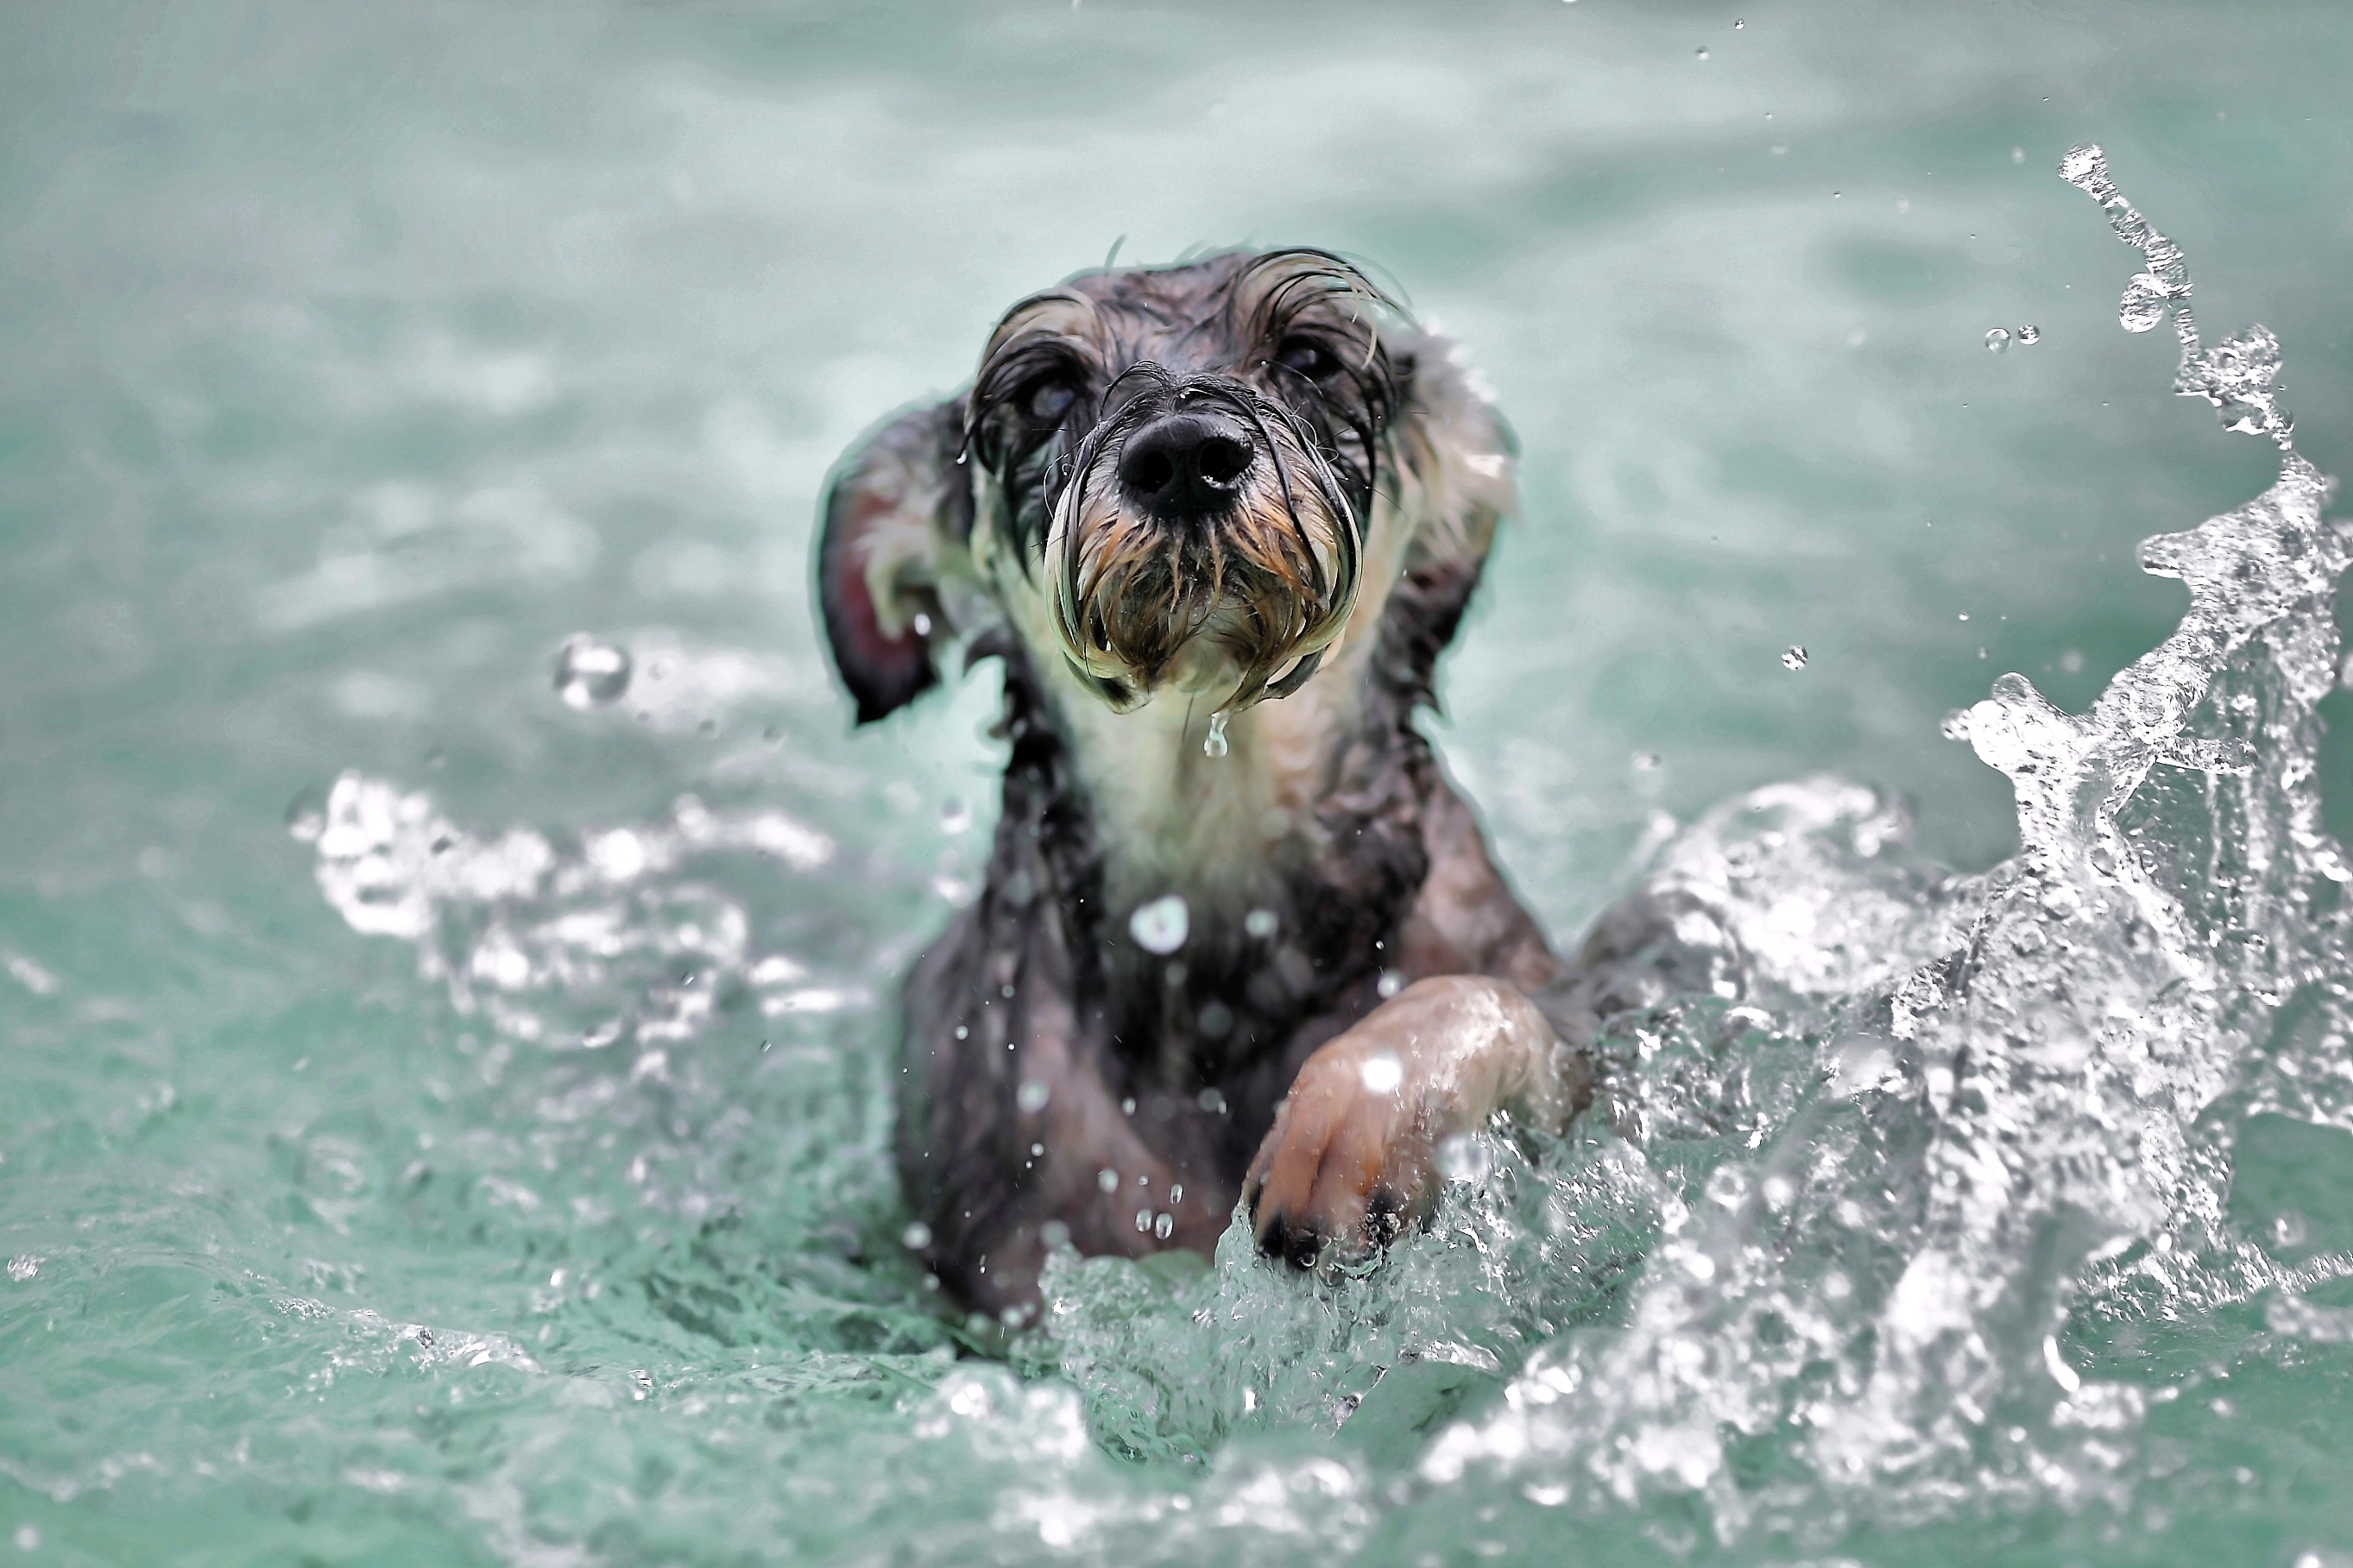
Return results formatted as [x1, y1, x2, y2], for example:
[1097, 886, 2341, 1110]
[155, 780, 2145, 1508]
[818, 251, 1653, 1324]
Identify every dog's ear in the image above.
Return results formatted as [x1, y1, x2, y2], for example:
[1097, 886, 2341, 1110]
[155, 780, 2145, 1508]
[817, 397, 975, 725]
[1385, 331, 1519, 573]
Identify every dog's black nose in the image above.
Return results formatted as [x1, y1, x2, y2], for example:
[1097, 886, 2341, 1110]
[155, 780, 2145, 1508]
[1116, 412, 1256, 522]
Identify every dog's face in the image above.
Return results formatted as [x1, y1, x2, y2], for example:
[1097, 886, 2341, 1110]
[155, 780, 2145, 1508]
[818, 249, 1511, 732]
[966, 251, 1393, 714]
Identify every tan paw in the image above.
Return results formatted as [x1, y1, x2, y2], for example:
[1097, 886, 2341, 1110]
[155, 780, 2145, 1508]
[1245, 1031, 1440, 1269]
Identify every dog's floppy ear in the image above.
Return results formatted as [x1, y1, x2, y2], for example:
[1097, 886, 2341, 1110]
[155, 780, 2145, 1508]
[817, 397, 975, 724]
[1385, 330, 1518, 572]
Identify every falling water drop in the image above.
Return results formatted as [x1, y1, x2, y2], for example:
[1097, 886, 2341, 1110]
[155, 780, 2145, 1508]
[1203, 710, 1230, 759]
[1985, 328, 2012, 354]
[1695, 47, 1709, 60]
[2017, 324, 2042, 343]
[554, 636, 631, 710]
[1128, 894, 1189, 954]
[1782, 645, 1809, 671]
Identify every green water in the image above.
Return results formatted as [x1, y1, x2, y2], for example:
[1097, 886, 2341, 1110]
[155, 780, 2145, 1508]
[6, 3, 2353, 1564]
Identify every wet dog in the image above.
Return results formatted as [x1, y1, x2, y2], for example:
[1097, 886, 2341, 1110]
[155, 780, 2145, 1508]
[818, 250, 1633, 1323]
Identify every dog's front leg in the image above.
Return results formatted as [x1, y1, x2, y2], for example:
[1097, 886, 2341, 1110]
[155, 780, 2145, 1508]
[1244, 976, 1573, 1267]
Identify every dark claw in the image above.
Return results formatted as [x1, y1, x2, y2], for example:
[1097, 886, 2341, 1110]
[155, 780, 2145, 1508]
[1283, 1221, 1323, 1270]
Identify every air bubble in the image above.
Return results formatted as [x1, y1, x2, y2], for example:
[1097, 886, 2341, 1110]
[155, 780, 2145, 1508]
[1782, 645, 1809, 671]
[554, 635, 631, 710]
[1128, 894, 1189, 954]
[1985, 328, 2012, 354]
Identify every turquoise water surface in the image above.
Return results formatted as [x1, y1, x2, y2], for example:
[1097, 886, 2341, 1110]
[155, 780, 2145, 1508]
[8, 3, 2353, 1564]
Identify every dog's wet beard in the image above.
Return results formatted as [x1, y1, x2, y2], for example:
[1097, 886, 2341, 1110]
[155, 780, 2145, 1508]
[1044, 382, 1362, 712]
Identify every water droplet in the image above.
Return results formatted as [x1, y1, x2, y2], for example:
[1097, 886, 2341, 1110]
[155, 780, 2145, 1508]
[2119, 275, 2168, 333]
[1436, 1133, 1492, 1185]
[1985, 328, 2012, 354]
[1016, 1080, 1050, 1113]
[1244, 907, 1278, 939]
[1632, 751, 1662, 771]
[1133, 1208, 1152, 1233]
[2017, 324, 2042, 343]
[1196, 1086, 1228, 1114]
[1203, 710, 1230, 759]
[911, 612, 932, 638]
[1040, 1219, 1070, 1250]
[1376, 969, 1405, 1000]
[901, 1221, 932, 1250]
[2010, 146, 2026, 164]
[1694, 47, 1708, 60]
[1153, 1212, 1174, 1239]
[1129, 894, 1189, 954]
[1097, 1168, 1120, 1193]
[1733, 17, 1744, 27]
[554, 635, 631, 710]
[1782, 645, 1809, 671]
[1359, 1052, 1404, 1093]
[1168, 1184, 1183, 1205]
[1940, 709, 1974, 741]
[939, 797, 972, 834]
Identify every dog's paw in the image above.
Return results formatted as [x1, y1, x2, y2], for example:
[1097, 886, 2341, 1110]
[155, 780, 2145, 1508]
[1245, 1030, 1440, 1269]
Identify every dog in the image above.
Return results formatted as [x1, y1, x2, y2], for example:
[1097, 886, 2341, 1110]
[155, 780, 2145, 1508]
[817, 250, 1649, 1324]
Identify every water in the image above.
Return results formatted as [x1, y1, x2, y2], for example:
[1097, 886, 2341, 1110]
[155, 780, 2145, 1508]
[8, 4, 2353, 1565]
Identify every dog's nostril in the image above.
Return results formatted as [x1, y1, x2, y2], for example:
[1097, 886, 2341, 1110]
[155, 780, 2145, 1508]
[1196, 435, 1250, 488]
[1122, 448, 1176, 497]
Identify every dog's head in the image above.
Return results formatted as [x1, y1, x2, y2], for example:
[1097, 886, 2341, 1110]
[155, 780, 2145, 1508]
[817, 249, 1511, 726]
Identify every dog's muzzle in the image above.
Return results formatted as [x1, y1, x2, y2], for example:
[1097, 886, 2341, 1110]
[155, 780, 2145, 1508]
[1044, 375, 1364, 714]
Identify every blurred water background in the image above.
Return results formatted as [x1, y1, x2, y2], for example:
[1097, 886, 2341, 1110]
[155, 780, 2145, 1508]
[7, 3, 2353, 1564]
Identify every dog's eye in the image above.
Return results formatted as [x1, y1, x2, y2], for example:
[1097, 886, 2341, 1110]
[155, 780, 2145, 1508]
[1024, 379, 1076, 423]
[1273, 336, 1341, 381]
